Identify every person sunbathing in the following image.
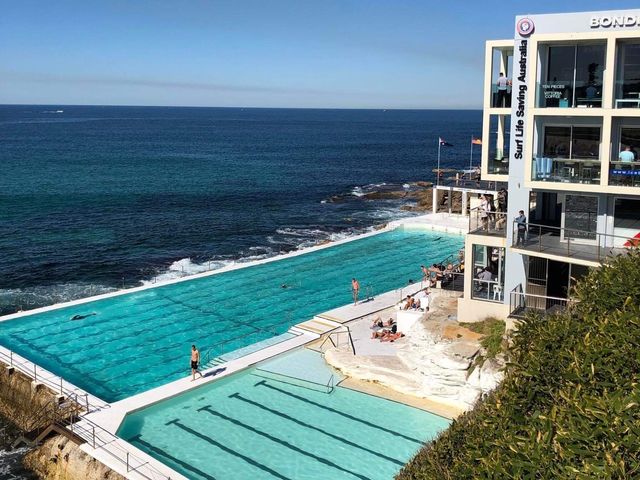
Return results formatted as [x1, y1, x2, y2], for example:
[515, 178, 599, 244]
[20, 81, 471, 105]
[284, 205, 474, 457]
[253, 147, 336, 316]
[371, 320, 396, 339]
[380, 331, 405, 342]
[371, 316, 384, 328]
[402, 295, 415, 310]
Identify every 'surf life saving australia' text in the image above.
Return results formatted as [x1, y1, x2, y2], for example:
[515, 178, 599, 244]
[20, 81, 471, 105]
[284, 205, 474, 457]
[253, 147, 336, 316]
[514, 40, 527, 160]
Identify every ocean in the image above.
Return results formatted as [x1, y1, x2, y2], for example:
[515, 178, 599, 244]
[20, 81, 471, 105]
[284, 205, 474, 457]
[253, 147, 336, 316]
[0, 105, 480, 315]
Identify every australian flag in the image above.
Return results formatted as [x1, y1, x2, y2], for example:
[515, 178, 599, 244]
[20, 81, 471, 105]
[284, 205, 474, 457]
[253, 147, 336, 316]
[439, 137, 453, 147]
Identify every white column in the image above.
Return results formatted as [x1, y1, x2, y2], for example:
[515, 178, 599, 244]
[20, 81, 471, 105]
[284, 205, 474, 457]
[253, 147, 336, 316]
[462, 192, 468, 216]
[432, 188, 438, 214]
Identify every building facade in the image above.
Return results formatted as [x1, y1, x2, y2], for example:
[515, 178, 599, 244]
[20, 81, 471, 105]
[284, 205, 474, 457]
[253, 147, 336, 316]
[458, 9, 640, 321]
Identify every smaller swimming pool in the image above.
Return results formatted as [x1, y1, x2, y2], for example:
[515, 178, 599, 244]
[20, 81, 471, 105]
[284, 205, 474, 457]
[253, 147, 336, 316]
[118, 350, 449, 480]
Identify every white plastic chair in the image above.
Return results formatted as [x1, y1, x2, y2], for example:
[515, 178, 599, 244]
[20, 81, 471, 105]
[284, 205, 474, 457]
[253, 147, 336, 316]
[492, 284, 503, 301]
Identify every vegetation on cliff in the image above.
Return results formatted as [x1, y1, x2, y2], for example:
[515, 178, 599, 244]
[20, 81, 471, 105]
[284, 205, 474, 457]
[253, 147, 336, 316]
[397, 251, 640, 479]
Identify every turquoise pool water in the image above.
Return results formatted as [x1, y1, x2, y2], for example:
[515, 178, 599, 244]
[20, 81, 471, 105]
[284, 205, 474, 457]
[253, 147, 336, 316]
[0, 228, 462, 402]
[118, 350, 450, 480]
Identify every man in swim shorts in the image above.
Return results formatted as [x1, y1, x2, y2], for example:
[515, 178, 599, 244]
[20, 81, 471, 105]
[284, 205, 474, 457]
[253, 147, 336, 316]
[351, 278, 360, 305]
[191, 345, 203, 381]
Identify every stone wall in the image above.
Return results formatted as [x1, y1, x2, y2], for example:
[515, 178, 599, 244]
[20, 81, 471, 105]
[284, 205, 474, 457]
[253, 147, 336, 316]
[0, 364, 122, 480]
[23, 436, 125, 480]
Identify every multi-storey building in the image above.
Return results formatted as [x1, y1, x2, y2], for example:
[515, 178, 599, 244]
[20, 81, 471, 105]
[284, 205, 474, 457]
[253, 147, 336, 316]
[458, 9, 640, 321]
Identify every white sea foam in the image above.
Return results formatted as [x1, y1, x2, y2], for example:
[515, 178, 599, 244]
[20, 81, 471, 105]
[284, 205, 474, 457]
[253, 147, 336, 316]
[0, 283, 116, 315]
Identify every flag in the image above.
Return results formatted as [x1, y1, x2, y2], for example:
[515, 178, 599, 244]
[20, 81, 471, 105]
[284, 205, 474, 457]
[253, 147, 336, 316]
[472, 137, 482, 145]
[439, 137, 453, 147]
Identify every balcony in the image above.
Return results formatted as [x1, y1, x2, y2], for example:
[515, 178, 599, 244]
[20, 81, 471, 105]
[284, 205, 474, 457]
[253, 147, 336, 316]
[469, 207, 507, 237]
[509, 284, 573, 318]
[531, 156, 601, 185]
[511, 221, 631, 264]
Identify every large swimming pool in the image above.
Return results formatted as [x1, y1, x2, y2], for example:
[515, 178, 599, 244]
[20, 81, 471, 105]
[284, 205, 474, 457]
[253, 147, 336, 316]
[0, 228, 462, 402]
[118, 349, 450, 480]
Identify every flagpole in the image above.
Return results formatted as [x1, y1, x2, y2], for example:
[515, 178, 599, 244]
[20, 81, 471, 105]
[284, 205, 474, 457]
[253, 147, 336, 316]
[437, 138, 441, 186]
[469, 136, 473, 170]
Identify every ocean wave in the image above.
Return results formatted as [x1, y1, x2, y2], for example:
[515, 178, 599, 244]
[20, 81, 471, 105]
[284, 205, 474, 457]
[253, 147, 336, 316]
[0, 283, 116, 316]
[0, 446, 36, 480]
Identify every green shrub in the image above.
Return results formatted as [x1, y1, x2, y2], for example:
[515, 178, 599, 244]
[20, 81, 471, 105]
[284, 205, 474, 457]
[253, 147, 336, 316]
[397, 251, 640, 479]
[460, 317, 506, 361]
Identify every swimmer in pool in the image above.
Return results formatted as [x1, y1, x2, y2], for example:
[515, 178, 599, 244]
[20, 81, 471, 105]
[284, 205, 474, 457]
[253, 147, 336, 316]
[70, 313, 96, 321]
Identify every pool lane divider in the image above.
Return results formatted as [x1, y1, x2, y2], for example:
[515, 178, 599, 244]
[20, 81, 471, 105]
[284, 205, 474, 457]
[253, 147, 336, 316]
[196, 406, 372, 480]
[227, 393, 405, 466]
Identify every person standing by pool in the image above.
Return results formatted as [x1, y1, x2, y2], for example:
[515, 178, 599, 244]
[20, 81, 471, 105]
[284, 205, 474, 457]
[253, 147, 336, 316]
[351, 278, 360, 305]
[191, 345, 202, 381]
[421, 265, 429, 283]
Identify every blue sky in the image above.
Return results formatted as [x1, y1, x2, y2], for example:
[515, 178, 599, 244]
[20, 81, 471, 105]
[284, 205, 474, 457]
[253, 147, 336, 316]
[1, 0, 638, 109]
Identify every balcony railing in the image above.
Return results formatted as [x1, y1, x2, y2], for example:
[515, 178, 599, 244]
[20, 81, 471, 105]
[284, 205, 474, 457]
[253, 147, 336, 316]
[472, 278, 504, 302]
[491, 86, 512, 108]
[609, 161, 640, 187]
[469, 206, 507, 237]
[531, 156, 601, 185]
[509, 284, 573, 318]
[511, 221, 631, 264]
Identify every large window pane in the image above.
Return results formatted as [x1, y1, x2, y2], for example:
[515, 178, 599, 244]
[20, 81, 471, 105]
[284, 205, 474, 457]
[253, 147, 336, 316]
[543, 46, 575, 107]
[543, 126, 571, 157]
[571, 127, 600, 159]
[538, 43, 605, 108]
[534, 125, 601, 184]
[471, 245, 505, 302]
[615, 42, 640, 108]
[575, 45, 605, 107]
[610, 127, 640, 186]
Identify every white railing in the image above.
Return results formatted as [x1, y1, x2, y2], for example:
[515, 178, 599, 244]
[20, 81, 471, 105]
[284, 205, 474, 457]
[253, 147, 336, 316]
[0, 347, 174, 480]
[0, 348, 96, 412]
[509, 284, 574, 318]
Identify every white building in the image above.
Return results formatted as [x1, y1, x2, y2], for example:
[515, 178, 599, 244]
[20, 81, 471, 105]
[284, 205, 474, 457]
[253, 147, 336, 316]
[458, 9, 640, 321]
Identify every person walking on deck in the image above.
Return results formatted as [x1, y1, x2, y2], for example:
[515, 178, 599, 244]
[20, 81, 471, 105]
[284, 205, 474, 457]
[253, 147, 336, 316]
[515, 210, 527, 246]
[351, 278, 360, 305]
[191, 345, 203, 381]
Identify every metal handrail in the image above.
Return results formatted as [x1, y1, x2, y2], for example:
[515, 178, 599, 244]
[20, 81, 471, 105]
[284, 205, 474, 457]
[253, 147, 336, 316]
[509, 283, 575, 318]
[469, 206, 508, 235]
[318, 325, 356, 355]
[0, 348, 172, 479]
[68, 415, 173, 480]
[0, 348, 97, 413]
[511, 220, 634, 263]
[203, 315, 303, 366]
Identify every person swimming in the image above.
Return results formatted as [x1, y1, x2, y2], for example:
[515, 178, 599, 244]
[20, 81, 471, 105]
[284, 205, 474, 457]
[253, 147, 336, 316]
[70, 313, 96, 321]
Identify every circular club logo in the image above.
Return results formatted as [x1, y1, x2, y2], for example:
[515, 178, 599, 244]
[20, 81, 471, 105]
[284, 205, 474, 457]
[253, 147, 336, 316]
[516, 17, 535, 37]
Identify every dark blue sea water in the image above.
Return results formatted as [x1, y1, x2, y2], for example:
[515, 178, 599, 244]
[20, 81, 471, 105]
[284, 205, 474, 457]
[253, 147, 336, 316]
[0, 105, 480, 315]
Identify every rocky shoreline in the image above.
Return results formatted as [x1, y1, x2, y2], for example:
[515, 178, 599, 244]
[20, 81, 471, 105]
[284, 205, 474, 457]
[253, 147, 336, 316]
[327, 181, 464, 214]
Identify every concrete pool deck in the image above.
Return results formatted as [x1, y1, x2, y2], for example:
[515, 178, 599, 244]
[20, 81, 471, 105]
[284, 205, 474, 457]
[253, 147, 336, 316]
[0, 213, 468, 480]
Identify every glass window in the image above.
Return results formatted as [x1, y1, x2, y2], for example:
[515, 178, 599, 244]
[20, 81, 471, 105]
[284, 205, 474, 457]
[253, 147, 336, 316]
[534, 125, 601, 184]
[571, 127, 600, 159]
[614, 198, 640, 230]
[538, 43, 605, 108]
[543, 126, 571, 157]
[471, 244, 505, 302]
[615, 42, 640, 108]
[488, 114, 510, 174]
[610, 127, 640, 187]
[574, 45, 605, 107]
